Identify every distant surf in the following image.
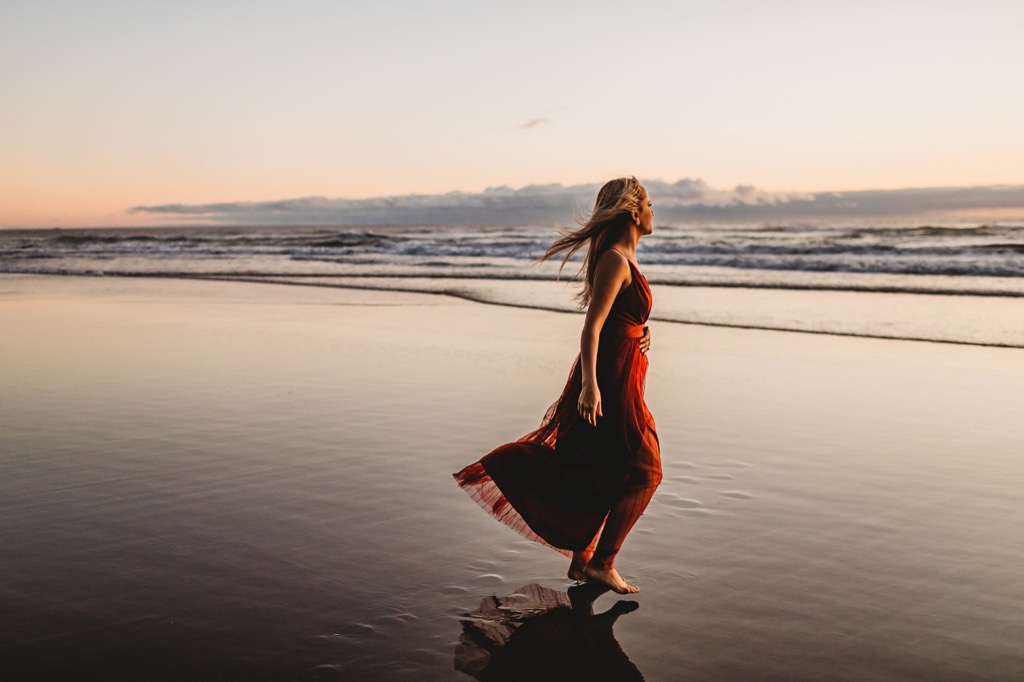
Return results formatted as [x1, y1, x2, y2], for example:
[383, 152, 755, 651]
[2, 221, 1023, 347]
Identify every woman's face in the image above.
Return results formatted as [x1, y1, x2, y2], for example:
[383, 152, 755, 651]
[635, 187, 654, 235]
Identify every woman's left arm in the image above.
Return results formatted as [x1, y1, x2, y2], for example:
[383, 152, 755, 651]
[577, 253, 630, 426]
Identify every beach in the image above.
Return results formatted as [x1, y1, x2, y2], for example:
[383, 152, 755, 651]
[2, 274, 1023, 680]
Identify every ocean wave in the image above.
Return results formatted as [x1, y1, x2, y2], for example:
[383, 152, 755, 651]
[3, 221, 1023, 285]
[5, 221, 1022, 349]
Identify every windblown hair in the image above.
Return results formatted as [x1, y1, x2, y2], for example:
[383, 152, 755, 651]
[542, 176, 645, 307]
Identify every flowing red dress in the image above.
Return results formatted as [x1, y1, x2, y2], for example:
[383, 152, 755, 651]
[453, 260, 661, 557]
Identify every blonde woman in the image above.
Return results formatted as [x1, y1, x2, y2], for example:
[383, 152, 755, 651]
[455, 177, 662, 594]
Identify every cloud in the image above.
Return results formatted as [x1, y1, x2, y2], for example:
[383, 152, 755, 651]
[519, 118, 549, 129]
[128, 181, 1024, 226]
[642, 179, 811, 209]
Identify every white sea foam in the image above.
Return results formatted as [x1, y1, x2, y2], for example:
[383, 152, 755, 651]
[2, 222, 1023, 346]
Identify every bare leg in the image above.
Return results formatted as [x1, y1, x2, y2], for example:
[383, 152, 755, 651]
[567, 527, 601, 581]
[584, 483, 658, 594]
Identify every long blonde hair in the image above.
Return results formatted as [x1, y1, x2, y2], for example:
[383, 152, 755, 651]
[542, 176, 645, 307]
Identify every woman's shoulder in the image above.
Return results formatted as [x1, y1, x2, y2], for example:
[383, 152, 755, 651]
[595, 248, 633, 286]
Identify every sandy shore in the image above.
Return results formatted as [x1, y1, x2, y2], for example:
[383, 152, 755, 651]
[2, 274, 1023, 680]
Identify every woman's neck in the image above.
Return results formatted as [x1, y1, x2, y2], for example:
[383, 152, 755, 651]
[612, 232, 641, 259]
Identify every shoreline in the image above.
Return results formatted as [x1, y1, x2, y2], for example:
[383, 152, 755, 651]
[4, 272, 1023, 349]
[5, 267, 1024, 297]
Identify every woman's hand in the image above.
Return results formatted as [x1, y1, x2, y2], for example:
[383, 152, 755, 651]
[640, 326, 651, 354]
[578, 384, 603, 427]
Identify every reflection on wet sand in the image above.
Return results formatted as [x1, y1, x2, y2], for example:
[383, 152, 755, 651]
[454, 582, 644, 681]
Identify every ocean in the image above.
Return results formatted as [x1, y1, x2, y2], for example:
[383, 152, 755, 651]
[2, 220, 1022, 347]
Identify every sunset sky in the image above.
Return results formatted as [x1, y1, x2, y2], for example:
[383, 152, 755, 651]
[2, 0, 1022, 228]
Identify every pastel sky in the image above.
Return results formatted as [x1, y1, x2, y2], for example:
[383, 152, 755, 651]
[2, 0, 1022, 228]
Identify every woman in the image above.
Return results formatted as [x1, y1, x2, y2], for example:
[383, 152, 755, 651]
[454, 176, 662, 594]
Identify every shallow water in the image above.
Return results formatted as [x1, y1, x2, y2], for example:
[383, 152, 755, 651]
[2, 276, 1023, 680]
[253, 275, 1024, 347]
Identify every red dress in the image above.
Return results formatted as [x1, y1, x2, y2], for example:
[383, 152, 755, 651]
[454, 259, 661, 556]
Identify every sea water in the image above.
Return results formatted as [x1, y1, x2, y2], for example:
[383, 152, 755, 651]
[2, 220, 1023, 347]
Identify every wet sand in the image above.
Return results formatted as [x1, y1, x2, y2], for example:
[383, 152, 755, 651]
[2, 274, 1023, 680]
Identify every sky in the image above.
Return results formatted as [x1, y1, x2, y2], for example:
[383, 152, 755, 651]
[2, 0, 1023, 228]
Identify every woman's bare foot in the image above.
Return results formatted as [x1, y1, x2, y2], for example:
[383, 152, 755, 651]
[567, 550, 593, 581]
[583, 564, 639, 594]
